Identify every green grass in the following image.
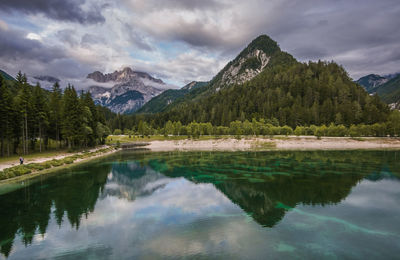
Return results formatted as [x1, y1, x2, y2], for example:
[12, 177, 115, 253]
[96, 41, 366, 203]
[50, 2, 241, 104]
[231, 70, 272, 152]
[0, 150, 69, 164]
[0, 147, 116, 181]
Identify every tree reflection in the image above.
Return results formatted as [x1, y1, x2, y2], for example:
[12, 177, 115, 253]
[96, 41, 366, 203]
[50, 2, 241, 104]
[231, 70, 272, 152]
[0, 162, 111, 257]
[147, 151, 400, 227]
[0, 150, 399, 258]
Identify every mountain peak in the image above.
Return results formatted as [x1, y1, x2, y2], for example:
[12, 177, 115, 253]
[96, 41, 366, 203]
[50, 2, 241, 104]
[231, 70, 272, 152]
[87, 67, 164, 85]
[122, 67, 134, 73]
[244, 35, 280, 56]
[87, 67, 170, 114]
[211, 34, 293, 87]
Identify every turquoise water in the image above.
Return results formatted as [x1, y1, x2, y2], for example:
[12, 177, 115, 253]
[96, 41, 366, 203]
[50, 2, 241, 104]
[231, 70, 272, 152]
[0, 150, 400, 259]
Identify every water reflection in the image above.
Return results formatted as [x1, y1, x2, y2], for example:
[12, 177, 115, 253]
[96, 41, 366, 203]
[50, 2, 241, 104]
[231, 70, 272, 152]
[0, 151, 399, 259]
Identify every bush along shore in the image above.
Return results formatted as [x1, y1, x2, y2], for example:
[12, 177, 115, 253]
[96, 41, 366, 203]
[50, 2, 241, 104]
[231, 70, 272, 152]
[0, 147, 117, 181]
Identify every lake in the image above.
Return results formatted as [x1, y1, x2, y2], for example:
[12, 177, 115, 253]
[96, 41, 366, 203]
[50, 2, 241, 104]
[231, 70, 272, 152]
[0, 150, 399, 259]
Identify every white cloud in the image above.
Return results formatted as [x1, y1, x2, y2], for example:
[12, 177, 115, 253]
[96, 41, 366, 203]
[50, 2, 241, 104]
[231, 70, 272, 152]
[26, 32, 42, 41]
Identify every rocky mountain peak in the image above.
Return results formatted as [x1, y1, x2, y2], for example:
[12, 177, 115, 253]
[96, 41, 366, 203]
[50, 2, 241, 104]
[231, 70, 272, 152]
[87, 67, 170, 114]
[210, 34, 294, 90]
[87, 71, 106, 82]
[87, 67, 164, 85]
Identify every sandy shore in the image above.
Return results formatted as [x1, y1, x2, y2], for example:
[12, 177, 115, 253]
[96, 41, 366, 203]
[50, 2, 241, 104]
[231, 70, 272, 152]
[143, 137, 400, 151]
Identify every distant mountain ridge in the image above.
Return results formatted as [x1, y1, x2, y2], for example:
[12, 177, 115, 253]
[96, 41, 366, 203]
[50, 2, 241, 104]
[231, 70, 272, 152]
[137, 81, 208, 113]
[356, 73, 400, 109]
[28, 75, 61, 90]
[356, 74, 388, 93]
[88, 67, 170, 114]
[375, 74, 400, 109]
[87, 67, 164, 85]
[0, 69, 15, 81]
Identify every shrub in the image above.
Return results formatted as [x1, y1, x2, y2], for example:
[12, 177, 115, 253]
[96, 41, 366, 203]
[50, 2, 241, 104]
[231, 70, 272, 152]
[50, 159, 64, 167]
[63, 158, 74, 164]
[113, 129, 122, 135]
[27, 163, 45, 171]
[41, 162, 52, 169]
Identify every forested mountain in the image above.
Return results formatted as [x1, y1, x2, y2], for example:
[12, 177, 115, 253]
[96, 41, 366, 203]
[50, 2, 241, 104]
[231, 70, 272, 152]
[28, 75, 61, 90]
[0, 69, 15, 81]
[88, 67, 172, 114]
[356, 74, 388, 93]
[135, 35, 390, 128]
[137, 81, 208, 113]
[375, 74, 400, 108]
[0, 71, 112, 156]
[356, 73, 400, 109]
[148, 35, 296, 113]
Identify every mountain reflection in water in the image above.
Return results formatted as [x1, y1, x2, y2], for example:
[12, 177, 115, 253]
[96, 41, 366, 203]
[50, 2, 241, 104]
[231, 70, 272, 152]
[0, 150, 399, 259]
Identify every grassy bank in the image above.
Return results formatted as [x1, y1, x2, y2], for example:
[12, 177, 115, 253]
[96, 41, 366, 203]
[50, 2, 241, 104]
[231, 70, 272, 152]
[0, 150, 69, 164]
[0, 147, 117, 182]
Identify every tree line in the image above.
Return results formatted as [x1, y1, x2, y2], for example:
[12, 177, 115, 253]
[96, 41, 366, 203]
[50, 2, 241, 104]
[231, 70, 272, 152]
[113, 114, 400, 138]
[0, 72, 111, 157]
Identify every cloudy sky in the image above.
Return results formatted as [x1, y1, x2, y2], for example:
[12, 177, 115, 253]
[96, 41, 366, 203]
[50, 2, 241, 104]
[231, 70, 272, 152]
[0, 0, 399, 87]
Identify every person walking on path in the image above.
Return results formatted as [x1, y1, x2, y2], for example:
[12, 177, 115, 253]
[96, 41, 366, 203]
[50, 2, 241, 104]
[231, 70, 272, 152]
[19, 157, 24, 165]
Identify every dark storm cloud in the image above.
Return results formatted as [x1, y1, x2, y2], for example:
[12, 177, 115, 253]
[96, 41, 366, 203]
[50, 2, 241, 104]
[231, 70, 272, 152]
[0, 26, 91, 80]
[0, 27, 64, 62]
[0, 0, 105, 24]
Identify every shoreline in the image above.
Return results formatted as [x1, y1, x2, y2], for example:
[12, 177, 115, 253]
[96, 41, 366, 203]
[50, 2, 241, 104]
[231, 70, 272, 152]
[141, 136, 400, 151]
[1, 136, 399, 184]
[0, 147, 119, 185]
[0, 145, 113, 171]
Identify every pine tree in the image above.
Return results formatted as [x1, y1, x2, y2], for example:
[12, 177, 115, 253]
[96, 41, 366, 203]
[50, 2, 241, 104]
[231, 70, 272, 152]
[0, 75, 13, 156]
[49, 82, 63, 148]
[32, 83, 49, 152]
[62, 85, 82, 148]
[15, 74, 32, 154]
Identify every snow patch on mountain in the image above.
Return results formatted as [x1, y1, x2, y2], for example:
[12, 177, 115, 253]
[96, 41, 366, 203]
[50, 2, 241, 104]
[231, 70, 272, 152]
[87, 67, 171, 114]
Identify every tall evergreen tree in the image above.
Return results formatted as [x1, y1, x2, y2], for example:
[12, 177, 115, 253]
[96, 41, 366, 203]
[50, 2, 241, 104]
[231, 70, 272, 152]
[32, 83, 49, 152]
[49, 82, 63, 147]
[15, 73, 32, 154]
[62, 85, 82, 148]
[0, 75, 13, 156]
